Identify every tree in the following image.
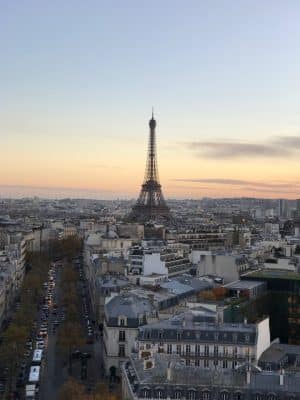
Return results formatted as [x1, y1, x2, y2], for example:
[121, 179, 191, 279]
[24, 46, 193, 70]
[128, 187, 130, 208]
[58, 378, 85, 400]
[57, 322, 85, 373]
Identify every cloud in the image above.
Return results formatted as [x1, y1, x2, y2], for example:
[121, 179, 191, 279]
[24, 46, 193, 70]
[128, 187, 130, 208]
[243, 187, 300, 195]
[185, 141, 291, 159]
[173, 178, 299, 189]
[183, 135, 300, 159]
[273, 136, 300, 148]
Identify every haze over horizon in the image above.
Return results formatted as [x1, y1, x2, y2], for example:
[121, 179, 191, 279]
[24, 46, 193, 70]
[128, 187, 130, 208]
[2, 1, 300, 199]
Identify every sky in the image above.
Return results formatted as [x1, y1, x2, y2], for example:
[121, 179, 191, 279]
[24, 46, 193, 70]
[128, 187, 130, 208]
[1, 0, 300, 199]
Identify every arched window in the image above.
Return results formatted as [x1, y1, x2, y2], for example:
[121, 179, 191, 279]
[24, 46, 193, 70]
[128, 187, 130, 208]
[156, 389, 164, 399]
[188, 390, 196, 400]
[175, 390, 182, 399]
[267, 394, 276, 400]
[220, 392, 229, 400]
[254, 394, 263, 400]
[203, 390, 211, 400]
[235, 392, 243, 400]
[142, 389, 151, 398]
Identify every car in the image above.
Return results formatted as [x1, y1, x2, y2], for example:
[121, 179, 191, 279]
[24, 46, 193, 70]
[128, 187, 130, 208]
[36, 340, 45, 349]
[24, 350, 31, 358]
[72, 350, 81, 359]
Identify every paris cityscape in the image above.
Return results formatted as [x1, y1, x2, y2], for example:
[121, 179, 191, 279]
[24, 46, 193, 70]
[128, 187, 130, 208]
[1, 2, 300, 400]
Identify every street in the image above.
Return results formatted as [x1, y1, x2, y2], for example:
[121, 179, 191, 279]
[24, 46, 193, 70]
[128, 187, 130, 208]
[39, 258, 106, 400]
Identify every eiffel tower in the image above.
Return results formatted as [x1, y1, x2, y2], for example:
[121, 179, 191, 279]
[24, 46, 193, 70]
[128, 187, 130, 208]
[129, 111, 170, 222]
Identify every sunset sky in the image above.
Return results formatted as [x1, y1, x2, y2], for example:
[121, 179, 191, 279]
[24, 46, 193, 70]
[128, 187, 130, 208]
[1, 1, 300, 199]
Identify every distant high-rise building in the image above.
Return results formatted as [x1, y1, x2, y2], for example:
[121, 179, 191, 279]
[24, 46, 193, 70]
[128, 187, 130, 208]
[296, 199, 300, 216]
[279, 199, 287, 218]
[129, 112, 170, 222]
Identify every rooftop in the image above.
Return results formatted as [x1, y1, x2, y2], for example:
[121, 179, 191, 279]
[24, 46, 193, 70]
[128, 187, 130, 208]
[224, 280, 265, 290]
[243, 269, 300, 281]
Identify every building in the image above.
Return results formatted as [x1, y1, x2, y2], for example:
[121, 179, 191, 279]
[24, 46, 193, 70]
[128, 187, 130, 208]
[258, 342, 300, 371]
[103, 293, 157, 376]
[195, 252, 250, 284]
[127, 244, 191, 281]
[241, 269, 300, 344]
[136, 312, 270, 370]
[224, 280, 267, 300]
[122, 352, 300, 400]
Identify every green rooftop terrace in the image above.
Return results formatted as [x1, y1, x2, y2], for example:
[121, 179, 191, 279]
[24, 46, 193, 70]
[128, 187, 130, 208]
[243, 269, 300, 281]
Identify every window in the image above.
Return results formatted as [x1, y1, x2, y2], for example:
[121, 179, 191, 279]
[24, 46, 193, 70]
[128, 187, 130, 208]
[195, 359, 200, 366]
[204, 359, 209, 368]
[157, 390, 163, 399]
[118, 344, 125, 357]
[267, 395, 276, 400]
[176, 345, 182, 355]
[235, 392, 243, 400]
[159, 331, 163, 339]
[220, 392, 229, 400]
[195, 344, 200, 356]
[232, 361, 237, 369]
[203, 391, 210, 400]
[214, 359, 218, 366]
[175, 391, 181, 399]
[186, 345, 191, 355]
[223, 346, 228, 356]
[120, 318, 125, 326]
[142, 389, 151, 398]
[188, 391, 196, 400]
[214, 345, 218, 356]
[245, 334, 250, 343]
[222, 360, 228, 369]
[233, 347, 238, 357]
[204, 345, 209, 356]
[119, 330, 125, 341]
[254, 394, 263, 400]
[186, 359, 191, 366]
[177, 332, 181, 340]
[167, 344, 172, 354]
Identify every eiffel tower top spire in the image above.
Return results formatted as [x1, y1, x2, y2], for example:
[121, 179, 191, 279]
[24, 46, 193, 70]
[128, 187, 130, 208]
[129, 111, 170, 222]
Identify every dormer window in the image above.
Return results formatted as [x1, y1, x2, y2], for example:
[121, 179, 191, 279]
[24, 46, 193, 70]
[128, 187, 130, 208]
[245, 334, 250, 342]
[118, 316, 127, 326]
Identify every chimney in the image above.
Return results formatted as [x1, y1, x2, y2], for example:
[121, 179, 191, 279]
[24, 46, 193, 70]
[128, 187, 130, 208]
[167, 361, 172, 381]
[246, 369, 251, 385]
[279, 369, 285, 386]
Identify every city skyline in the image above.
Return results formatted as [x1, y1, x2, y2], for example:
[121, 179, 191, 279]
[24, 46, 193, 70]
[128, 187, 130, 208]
[2, 1, 300, 199]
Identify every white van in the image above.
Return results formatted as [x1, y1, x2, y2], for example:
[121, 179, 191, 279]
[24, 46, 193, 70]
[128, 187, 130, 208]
[29, 366, 40, 383]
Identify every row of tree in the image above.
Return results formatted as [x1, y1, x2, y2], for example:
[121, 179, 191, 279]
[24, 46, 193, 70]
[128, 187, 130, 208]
[0, 252, 51, 396]
[59, 378, 121, 400]
[56, 261, 85, 372]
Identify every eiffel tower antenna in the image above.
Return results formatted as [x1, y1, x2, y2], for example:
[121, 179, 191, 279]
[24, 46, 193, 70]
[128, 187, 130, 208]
[129, 111, 170, 222]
